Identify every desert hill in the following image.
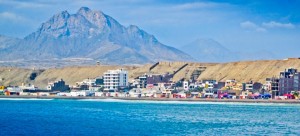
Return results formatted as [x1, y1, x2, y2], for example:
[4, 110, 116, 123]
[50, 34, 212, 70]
[0, 58, 300, 88]
[198, 58, 300, 83]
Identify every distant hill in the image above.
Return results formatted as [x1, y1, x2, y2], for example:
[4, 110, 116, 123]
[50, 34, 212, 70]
[180, 38, 276, 62]
[0, 7, 193, 66]
[180, 39, 237, 62]
[1, 59, 300, 88]
[0, 35, 21, 49]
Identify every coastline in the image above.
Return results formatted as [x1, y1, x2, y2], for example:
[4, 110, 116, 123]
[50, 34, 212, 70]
[1, 95, 300, 104]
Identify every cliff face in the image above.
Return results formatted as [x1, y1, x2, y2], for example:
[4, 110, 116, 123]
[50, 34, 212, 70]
[0, 59, 300, 88]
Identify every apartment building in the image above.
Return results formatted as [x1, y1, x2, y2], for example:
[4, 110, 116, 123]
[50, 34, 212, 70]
[103, 69, 128, 91]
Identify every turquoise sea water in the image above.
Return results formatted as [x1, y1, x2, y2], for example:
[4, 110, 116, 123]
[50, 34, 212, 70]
[0, 98, 299, 136]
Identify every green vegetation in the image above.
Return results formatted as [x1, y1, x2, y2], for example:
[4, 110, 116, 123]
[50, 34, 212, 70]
[293, 91, 299, 99]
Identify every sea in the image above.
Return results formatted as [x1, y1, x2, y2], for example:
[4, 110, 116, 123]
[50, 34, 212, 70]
[0, 98, 299, 136]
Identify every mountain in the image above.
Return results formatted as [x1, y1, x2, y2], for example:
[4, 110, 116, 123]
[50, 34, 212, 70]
[0, 35, 21, 49]
[0, 7, 193, 66]
[180, 39, 237, 62]
[180, 38, 277, 62]
[236, 51, 277, 61]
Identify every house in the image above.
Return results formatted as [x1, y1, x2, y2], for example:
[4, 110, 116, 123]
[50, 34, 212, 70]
[203, 80, 216, 89]
[146, 73, 173, 86]
[263, 78, 273, 92]
[226, 79, 236, 86]
[240, 90, 252, 99]
[129, 88, 142, 98]
[95, 92, 106, 97]
[70, 91, 87, 97]
[20, 83, 37, 90]
[173, 91, 186, 98]
[70, 90, 94, 97]
[5, 86, 22, 95]
[57, 92, 72, 96]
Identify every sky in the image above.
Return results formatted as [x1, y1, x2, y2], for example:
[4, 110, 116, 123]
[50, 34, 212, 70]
[0, 0, 299, 59]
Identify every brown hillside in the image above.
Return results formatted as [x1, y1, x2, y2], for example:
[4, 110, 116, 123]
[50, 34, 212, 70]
[198, 58, 300, 83]
[0, 67, 33, 86]
[1, 59, 300, 88]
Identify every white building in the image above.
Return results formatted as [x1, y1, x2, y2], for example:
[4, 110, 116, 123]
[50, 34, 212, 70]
[103, 69, 128, 91]
[245, 83, 254, 91]
[79, 78, 96, 86]
[204, 81, 215, 89]
[183, 81, 189, 91]
[19, 83, 37, 90]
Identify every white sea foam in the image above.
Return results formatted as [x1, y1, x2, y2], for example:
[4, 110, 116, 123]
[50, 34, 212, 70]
[78, 98, 129, 102]
[0, 98, 53, 101]
[77, 98, 300, 106]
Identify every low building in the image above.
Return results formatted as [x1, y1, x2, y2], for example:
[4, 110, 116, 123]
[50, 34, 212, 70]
[19, 83, 37, 90]
[57, 92, 72, 96]
[225, 79, 237, 89]
[70, 91, 87, 97]
[5, 86, 22, 95]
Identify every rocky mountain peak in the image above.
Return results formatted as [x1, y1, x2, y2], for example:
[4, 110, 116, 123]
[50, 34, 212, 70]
[1, 7, 193, 65]
[76, 7, 106, 29]
[77, 7, 91, 13]
[54, 10, 70, 20]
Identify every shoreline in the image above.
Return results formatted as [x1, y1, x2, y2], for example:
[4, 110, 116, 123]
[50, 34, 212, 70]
[1, 95, 300, 104]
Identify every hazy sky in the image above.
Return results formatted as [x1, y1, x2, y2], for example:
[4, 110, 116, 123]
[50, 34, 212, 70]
[0, 0, 299, 58]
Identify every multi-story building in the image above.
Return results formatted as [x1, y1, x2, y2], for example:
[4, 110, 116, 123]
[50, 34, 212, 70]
[47, 79, 69, 92]
[263, 78, 273, 91]
[103, 69, 128, 91]
[244, 81, 253, 91]
[270, 77, 279, 97]
[279, 68, 300, 95]
[202, 80, 217, 90]
[138, 75, 147, 88]
[183, 81, 189, 91]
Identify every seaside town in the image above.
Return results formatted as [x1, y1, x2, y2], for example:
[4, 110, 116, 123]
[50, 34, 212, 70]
[0, 62, 299, 101]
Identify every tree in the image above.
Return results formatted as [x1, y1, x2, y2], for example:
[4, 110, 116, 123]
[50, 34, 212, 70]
[293, 91, 299, 99]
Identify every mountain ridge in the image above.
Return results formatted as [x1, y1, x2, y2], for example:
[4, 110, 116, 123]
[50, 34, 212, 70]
[180, 38, 277, 62]
[0, 7, 193, 66]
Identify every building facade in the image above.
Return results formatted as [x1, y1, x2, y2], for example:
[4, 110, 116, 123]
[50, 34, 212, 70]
[47, 79, 69, 92]
[138, 75, 147, 88]
[278, 68, 300, 95]
[103, 69, 128, 91]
